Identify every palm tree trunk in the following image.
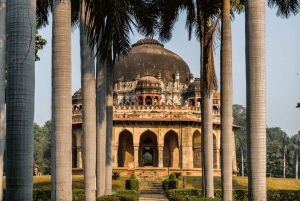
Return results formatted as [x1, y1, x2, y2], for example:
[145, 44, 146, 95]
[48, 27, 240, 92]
[201, 14, 216, 198]
[283, 147, 286, 178]
[80, 1, 96, 200]
[221, 0, 233, 200]
[6, 0, 35, 200]
[241, 148, 244, 177]
[105, 56, 113, 195]
[296, 150, 298, 179]
[96, 49, 106, 196]
[51, 0, 72, 200]
[0, 1, 6, 199]
[245, 0, 266, 200]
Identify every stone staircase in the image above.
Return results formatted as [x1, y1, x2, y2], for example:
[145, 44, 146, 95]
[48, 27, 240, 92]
[137, 170, 165, 194]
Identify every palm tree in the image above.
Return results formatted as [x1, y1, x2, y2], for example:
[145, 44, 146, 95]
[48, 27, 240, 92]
[235, 132, 246, 176]
[105, 54, 113, 195]
[220, 0, 233, 199]
[0, 1, 6, 200]
[80, 0, 96, 200]
[245, 0, 266, 200]
[96, 51, 106, 197]
[6, 0, 35, 200]
[51, 0, 72, 200]
[84, 0, 157, 195]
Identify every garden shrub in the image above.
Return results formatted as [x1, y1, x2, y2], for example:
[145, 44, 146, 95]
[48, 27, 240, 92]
[112, 172, 121, 180]
[96, 190, 138, 201]
[162, 174, 179, 195]
[167, 189, 300, 201]
[97, 195, 120, 201]
[125, 174, 139, 191]
[116, 190, 138, 201]
[162, 178, 170, 193]
[168, 173, 178, 190]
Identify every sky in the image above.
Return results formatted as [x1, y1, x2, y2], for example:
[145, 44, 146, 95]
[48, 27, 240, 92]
[35, 7, 300, 136]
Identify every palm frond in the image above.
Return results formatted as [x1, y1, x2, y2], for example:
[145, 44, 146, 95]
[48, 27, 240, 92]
[36, 0, 52, 28]
[268, 0, 300, 18]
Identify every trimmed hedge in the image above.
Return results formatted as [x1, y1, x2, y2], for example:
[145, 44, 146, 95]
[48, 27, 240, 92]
[162, 173, 179, 194]
[125, 174, 139, 191]
[96, 190, 138, 201]
[166, 189, 300, 201]
[3, 189, 84, 201]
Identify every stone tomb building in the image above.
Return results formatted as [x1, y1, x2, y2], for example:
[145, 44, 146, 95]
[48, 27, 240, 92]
[72, 38, 238, 176]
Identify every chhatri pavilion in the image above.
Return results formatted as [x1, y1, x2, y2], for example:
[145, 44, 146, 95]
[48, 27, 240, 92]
[71, 38, 239, 176]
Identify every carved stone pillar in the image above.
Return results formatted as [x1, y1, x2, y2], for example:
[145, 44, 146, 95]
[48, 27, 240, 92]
[216, 149, 220, 169]
[135, 96, 139, 105]
[139, 148, 143, 167]
[141, 95, 145, 105]
[153, 148, 157, 166]
[114, 146, 118, 168]
[134, 146, 139, 168]
[157, 96, 161, 105]
[187, 99, 190, 106]
[194, 98, 198, 106]
[77, 146, 82, 168]
[151, 96, 155, 105]
[158, 146, 163, 167]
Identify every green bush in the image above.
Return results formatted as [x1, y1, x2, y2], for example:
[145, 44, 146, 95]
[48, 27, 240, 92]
[167, 189, 300, 201]
[72, 189, 85, 201]
[169, 173, 176, 180]
[125, 174, 139, 191]
[168, 173, 178, 190]
[162, 174, 179, 194]
[96, 190, 138, 201]
[162, 178, 170, 193]
[116, 190, 139, 201]
[112, 172, 121, 180]
[5, 189, 84, 201]
[97, 195, 120, 201]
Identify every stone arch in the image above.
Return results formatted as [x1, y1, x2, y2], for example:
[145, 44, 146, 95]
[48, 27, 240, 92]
[139, 130, 158, 167]
[163, 130, 179, 167]
[192, 130, 201, 168]
[118, 130, 134, 167]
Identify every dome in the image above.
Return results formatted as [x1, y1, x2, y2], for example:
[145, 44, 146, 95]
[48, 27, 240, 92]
[187, 78, 201, 92]
[113, 38, 191, 84]
[185, 78, 201, 99]
[72, 88, 82, 105]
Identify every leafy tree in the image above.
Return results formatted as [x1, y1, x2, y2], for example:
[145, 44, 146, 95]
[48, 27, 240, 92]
[35, 22, 47, 61]
[289, 132, 300, 178]
[33, 121, 51, 175]
[233, 104, 247, 176]
[266, 127, 291, 178]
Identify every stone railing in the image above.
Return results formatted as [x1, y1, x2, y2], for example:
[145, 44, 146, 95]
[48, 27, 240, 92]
[72, 105, 220, 123]
[113, 104, 200, 112]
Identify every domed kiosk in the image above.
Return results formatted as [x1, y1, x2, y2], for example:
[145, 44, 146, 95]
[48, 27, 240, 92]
[72, 38, 239, 176]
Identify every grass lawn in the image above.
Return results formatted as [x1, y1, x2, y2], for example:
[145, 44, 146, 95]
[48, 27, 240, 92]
[3, 176, 300, 190]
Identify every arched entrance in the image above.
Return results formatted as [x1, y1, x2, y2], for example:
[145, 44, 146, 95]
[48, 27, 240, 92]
[163, 131, 179, 167]
[72, 134, 77, 168]
[118, 130, 134, 167]
[193, 130, 201, 168]
[139, 131, 158, 167]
